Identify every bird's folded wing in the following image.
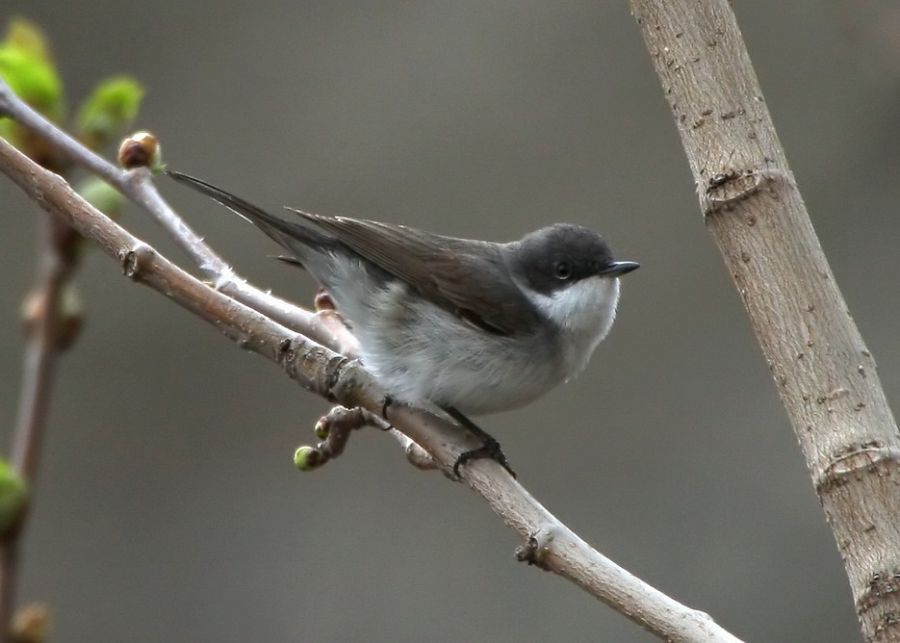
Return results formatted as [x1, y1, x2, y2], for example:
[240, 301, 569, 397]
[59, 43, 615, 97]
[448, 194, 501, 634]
[285, 209, 540, 336]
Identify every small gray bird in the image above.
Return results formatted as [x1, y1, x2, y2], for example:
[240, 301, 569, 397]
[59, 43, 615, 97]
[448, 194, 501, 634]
[169, 171, 638, 476]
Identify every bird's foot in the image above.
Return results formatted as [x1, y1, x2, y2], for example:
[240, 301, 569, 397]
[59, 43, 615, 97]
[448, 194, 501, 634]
[453, 436, 516, 479]
[441, 406, 516, 478]
[378, 395, 395, 431]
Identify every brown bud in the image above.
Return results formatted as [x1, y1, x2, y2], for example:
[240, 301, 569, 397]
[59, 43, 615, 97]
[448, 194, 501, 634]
[117, 131, 159, 169]
[314, 288, 336, 311]
[11, 603, 51, 643]
[314, 416, 330, 440]
[20, 289, 45, 338]
[20, 285, 84, 350]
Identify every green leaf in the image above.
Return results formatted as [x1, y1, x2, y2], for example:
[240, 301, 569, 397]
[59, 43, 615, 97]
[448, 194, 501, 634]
[76, 76, 144, 150]
[0, 117, 23, 146]
[0, 460, 27, 535]
[0, 19, 64, 121]
[5, 17, 52, 63]
[77, 176, 126, 219]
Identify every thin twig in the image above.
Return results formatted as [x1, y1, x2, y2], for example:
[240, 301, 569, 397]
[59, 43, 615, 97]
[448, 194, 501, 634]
[0, 131, 741, 642]
[0, 216, 80, 641]
[127, 169, 357, 355]
[11, 220, 77, 479]
[0, 78, 357, 357]
[300, 406, 437, 471]
[297, 406, 390, 470]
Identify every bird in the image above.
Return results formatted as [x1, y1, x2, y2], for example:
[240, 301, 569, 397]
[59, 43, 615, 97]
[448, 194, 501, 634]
[168, 171, 638, 476]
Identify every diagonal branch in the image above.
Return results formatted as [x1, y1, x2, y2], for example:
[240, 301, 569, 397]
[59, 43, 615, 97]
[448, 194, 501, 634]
[0, 130, 741, 641]
[630, 2, 900, 641]
[0, 78, 357, 357]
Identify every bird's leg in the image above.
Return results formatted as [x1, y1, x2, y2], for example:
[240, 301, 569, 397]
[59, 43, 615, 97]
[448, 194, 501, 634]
[378, 394, 399, 432]
[381, 395, 394, 421]
[442, 406, 516, 479]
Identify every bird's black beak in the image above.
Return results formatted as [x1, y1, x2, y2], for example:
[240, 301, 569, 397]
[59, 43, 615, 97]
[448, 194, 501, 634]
[599, 261, 640, 276]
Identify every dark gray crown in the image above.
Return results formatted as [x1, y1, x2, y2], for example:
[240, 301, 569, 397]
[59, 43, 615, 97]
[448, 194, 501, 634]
[506, 223, 634, 295]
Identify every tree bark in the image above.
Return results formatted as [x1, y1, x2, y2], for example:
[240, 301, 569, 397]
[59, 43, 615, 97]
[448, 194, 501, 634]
[630, 1, 900, 640]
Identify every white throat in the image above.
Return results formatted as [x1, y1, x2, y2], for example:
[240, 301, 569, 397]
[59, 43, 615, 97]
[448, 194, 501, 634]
[529, 277, 621, 379]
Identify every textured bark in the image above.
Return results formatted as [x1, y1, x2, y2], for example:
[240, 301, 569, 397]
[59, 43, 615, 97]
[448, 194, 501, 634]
[630, 1, 900, 640]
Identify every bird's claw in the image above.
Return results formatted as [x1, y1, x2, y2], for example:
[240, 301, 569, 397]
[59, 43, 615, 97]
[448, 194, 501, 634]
[453, 436, 516, 479]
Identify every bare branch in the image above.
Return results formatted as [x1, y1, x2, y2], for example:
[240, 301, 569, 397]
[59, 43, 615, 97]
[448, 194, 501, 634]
[0, 79, 358, 357]
[630, 1, 900, 640]
[295, 406, 390, 470]
[297, 406, 437, 471]
[0, 129, 741, 642]
[392, 429, 438, 471]
[0, 215, 81, 639]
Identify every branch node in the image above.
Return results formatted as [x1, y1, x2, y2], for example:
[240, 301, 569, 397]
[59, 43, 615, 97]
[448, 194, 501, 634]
[700, 167, 790, 217]
[121, 244, 155, 281]
[324, 355, 355, 404]
[858, 568, 900, 616]
[295, 405, 389, 471]
[323, 354, 361, 405]
[872, 610, 900, 640]
[122, 165, 153, 187]
[515, 526, 560, 571]
[816, 442, 900, 495]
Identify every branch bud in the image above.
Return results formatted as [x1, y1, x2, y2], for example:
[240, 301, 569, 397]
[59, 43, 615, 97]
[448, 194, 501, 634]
[293, 445, 322, 471]
[117, 130, 160, 170]
[314, 416, 330, 440]
[20, 284, 84, 350]
[0, 460, 27, 537]
[11, 603, 50, 643]
[314, 288, 335, 311]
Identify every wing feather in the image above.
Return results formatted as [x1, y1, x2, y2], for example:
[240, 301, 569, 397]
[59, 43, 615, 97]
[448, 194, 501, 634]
[284, 209, 540, 336]
[168, 171, 539, 336]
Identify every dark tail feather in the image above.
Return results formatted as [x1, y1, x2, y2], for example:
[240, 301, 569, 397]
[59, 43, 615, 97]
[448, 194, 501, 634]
[166, 170, 332, 255]
[272, 254, 308, 270]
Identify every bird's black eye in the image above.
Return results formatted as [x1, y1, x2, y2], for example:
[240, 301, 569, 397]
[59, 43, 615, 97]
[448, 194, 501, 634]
[553, 261, 572, 280]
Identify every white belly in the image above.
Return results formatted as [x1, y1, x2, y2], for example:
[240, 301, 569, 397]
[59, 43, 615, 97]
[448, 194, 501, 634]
[320, 255, 620, 415]
[357, 285, 564, 414]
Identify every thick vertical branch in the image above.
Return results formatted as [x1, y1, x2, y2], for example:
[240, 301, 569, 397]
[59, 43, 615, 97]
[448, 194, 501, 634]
[630, 1, 900, 640]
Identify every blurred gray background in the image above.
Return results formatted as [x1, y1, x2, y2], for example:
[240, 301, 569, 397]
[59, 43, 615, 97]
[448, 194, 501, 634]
[1, 2, 898, 641]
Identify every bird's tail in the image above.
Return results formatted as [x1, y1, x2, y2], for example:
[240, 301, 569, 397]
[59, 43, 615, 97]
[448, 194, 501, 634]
[166, 170, 333, 257]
